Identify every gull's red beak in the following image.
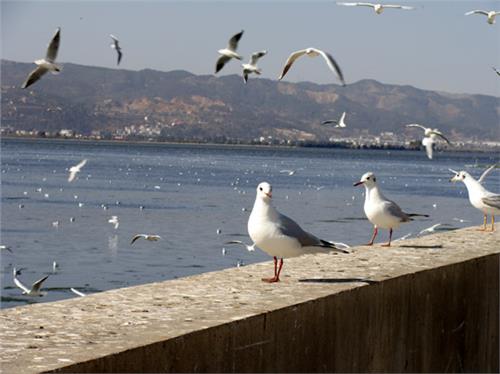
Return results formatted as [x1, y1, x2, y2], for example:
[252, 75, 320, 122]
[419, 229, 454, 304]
[353, 181, 363, 187]
[265, 192, 272, 198]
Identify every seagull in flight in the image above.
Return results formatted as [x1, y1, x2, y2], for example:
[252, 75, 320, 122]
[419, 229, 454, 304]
[22, 27, 61, 89]
[337, 2, 414, 14]
[108, 215, 119, 229]
[13, 270, 49, 297]
[215, 30, 244, 74]
[224, 240, 256, 252]
[68, 159, 87, 182]
[406, 124, 450, 160]
[242, 50, 267, 83]
[322, 111, 347, 128]
[465, 10, 500, 24]
[130, 234, 162, 245]
[110, 34, 123, 65]
[278, 48, 345, 86]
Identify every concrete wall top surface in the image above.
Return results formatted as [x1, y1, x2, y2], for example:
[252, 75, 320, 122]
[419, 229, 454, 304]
[1, 225, 498, 373]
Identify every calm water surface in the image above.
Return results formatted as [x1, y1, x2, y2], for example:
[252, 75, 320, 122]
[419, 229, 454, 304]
[1, 138, 497, 308]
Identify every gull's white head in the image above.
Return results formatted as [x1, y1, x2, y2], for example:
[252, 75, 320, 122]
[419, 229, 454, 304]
[354, 172, 377, 187]
[256, 182, 273, 200]
[449, 169, 470, 183]
[374, 4, 383, 13]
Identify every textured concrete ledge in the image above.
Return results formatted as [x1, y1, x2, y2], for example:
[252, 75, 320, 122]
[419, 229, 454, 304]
[1, 226, 499, 373]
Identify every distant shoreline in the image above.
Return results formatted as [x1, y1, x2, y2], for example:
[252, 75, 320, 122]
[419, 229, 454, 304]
[0, 135, 497, 154]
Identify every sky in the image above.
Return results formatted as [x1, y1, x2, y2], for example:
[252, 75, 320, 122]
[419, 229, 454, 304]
[1, 0, 499, 97]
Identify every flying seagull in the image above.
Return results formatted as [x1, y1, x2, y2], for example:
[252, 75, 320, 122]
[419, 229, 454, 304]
[278, 48, 345, 86]
[224, 240, 256, 252]
[215, 30, 244, 74]
[110, 34, 123, 65]
[108, 216, 119, 229]
[130, 234, 162, 245]
[354, 172, 428, 246]
[465, 10, 500, 24]
[13, 270, 49, 297]
[22, 27, 61, 89]
[68, 159, 87, 182]
[449, 165, 499, 231]
[322, 111, 347, 128]
[337, 2, 414, 14]
[406, 124, 450, 160]
[248, 182, 349, 283]
[242, 50, 267, 83]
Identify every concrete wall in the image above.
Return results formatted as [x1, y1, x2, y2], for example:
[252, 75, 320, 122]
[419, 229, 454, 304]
[1, 226, 498, 373]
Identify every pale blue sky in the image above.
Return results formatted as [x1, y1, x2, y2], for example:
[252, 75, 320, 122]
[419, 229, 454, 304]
[1, 0, 499, 96]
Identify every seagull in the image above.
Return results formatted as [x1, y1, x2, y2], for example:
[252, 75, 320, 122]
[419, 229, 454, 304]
[130, 234, 161, 245]
[215, 30, 244, 74]
[248, 182, 349, 283]
[493, 67, 500, 76]
[13, 271, 49, 297]
[278, 48, 345, 86]
[70, 287, 86, 297]
[0, 245, 13, 253]
[110, 34, 123, 65]
[465, 10, 500, 24]
[322, 111, 347, 128]
[242, 50, 267, 83]
[52, 261, 59, 273]
[22, 27, 61, 89]
[279, 169, 297, 176]
[406, 124, 450, 159]
[224, 240, 256, 252]
[354, 172, 429, 246]
[449, 165, 499, 231]
[108, 215, 119, 229]
[68, 159, 87, 182]
[337, 2, 414, 14]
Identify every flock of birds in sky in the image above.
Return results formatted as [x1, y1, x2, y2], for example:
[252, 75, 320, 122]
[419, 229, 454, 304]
[6, 2, 499, 293]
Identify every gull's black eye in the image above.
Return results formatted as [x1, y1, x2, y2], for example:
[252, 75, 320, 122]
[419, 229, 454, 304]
[259, 187, 263, 191]
[463, 175, 466, 179]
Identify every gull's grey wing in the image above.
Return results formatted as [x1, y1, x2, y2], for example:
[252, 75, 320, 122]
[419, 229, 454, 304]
[31, 275, 49, 292]
[215, 55, 231, 74]
[478, 164, 497, 184]
[22, 66, 49, 89]
[277, 213, 323, 247]
[482, 195, 500, 209]
[130, 234, 144, 245]
[383, 200, 411, 222]
[493, 67, 500, 76]
[46, 27, 61, 62]
[250, 50, 267, 65]
[465, 10, 489, 16]
[315, 49, 345, 86]
[432, 131, 451, 144]
[228, 30, 244, 51]
[321, 120, 338, 125]
[337, 2, 376, 8]
[383, 4, 414, 10]
[117, 49, 122, 65]
[13, 277, 30, 293]
[278, 49, 307, 80]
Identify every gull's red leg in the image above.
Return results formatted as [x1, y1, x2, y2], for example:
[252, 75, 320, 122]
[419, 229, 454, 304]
[381, 228, 393, 247]
[262, 256, 279, 282]
[366, 227, 378, 246]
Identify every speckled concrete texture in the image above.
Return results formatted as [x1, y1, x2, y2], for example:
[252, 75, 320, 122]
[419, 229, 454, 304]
[0, 226, 498, 373]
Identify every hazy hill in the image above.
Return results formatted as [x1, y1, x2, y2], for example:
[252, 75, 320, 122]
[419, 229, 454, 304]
[1, 60, 499, 141]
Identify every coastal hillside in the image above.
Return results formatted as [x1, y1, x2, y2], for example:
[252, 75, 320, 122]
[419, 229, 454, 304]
[1, 60, 499, 141]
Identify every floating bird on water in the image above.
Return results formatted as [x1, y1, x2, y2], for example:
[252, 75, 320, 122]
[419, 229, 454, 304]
[130, 234, 161, 245]
[13, 270, 49, 297]
[464, 9, 500, 24]
[22, 27, 61, 89]
[354, 172, 429, 246]
[322, 111, 347, 128]
[449, 165, 499, 231]
[248, 182, 349, 283]
[337, 2, 414, 14]
[110, 34, 123, 65]
[68, 159, 87, 182]
[215, 30, 244, 74]
[278, 47, 345, 86]
[242, 50, 267, 83]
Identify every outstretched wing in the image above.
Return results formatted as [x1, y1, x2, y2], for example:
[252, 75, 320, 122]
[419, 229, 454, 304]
[465, 10, 489, 16]
[228, 30, 244, 51]
[321, 120, 338, 125]
[337, 2, 376, 8]
[315, 49, 346, 86]
[215, 55, 231, 74]
[250, 50, 267, 66]
[432, 131, 451, 144]
[278, 49, 307, 80]
[130, 234, 145, 245]
[13, 277, 30, 293]
[384, 4, 414, 10]
[46, 27, 61, 62]
[31, 275, 49, 293]
[22, 66, 49, 89]
[478, 164, 497, 184]
[406, 123, 427, 132]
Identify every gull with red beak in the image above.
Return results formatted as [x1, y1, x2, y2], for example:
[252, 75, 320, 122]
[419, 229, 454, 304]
[248, 182, 348, 283]
[354, 172, 428, 246]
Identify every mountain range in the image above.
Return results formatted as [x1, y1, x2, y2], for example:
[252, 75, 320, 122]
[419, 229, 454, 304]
[1, 60, 499, 141]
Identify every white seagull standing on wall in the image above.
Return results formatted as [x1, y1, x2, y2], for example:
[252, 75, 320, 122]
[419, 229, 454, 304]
[354, 172, 428, 246]
[248, 182, 349, 283]
[449, 165, 499, 231]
